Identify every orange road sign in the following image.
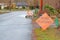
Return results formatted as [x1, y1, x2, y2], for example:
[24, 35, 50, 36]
[36, 12, 54, 30]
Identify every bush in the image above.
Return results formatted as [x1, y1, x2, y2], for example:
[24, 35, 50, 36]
[33, 8, 39, 18]
[0, 6, 1, 10]
[36, 6, 39, 9]
[57, 9, 60, 13]
[4, 7, 9, 9]
[29, 6, 34, 10]
[44, 4, 58, 16]
[22, 6, 25, 9]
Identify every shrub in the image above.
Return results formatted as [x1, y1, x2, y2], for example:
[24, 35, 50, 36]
[44, 4, 58, 16]
[57, 9, 60, 13]
[22, 6, 25, 9]
[0, 6, 1, 10]
[29, 6, 34, 10]
[33, 8, 39, 18]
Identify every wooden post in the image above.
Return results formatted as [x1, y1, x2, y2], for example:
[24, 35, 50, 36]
[38, 0, 43, 16]
[40, 0, 43, 11]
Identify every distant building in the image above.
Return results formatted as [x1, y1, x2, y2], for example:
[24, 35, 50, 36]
[16, 2, 28, 6]
[0, 3, 6, 9]
[15, 2, 28, 8]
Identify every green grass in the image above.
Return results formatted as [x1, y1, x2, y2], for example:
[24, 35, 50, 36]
[0, 9, 27, 14]
[33, 28, 60, 40]
[0, 9, 10, 14]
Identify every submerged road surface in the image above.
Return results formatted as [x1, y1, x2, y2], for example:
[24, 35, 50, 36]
[0, 11, 32, 40]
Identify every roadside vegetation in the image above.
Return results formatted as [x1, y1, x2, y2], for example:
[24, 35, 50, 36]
[32, 4, 60, 40]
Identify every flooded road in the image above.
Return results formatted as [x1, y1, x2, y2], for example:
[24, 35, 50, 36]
[0, 11, 32, 40]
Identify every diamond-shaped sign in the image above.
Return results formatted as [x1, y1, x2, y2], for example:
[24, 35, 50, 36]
[36, 12, 54, 30]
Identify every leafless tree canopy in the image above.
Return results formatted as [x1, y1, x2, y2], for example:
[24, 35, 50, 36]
[0, 0, 60, 8]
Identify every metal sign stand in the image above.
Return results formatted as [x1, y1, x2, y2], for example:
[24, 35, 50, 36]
[38, 0, 44, 17]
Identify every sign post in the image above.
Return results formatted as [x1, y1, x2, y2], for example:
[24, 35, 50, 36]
[38, 0, 43, 16]
[40, 0, 43, 11]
